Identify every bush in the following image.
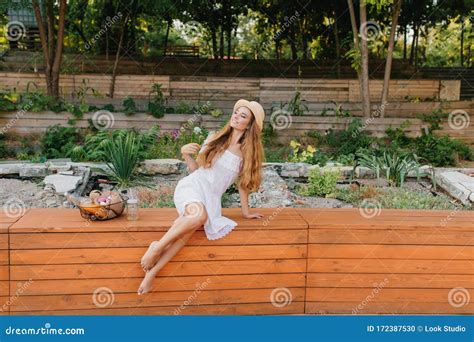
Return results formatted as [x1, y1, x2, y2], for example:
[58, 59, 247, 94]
[300, 167, 341, 197]
[41, 125, 83, 159]
[321, 119, 375, 156]
[414, 134, 473, 166]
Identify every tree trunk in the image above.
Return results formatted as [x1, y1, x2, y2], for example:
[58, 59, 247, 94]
[211, 28, 218, 59]
[219, 26, 224, 59]
[227, 27, 232, 59]
[460, 15, 464, 67]
[163, 18, 171, 56]
[32, 0, 66, 98]
[403, 24, 407, 60]
[347, 0, 365, 114]
[380, 0, 402, 117]
[110, 11, 130, 98]
[414, 25, 419, 67]
[409, 22, 417, 65]
[359, 0, 371, 117]
[333, 11, 341, 78]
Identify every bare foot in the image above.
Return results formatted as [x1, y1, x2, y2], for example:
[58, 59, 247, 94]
[137, 271, 154, 295]
[140, 241, 163, 271]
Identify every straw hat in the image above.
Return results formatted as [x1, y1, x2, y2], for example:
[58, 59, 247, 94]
[233, 99, 265, 132]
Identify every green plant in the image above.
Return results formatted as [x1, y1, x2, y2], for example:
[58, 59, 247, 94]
[148, 83, 167, 118]
[286, 91, 308, 116]
[414, 134, 473, 166]
[300, 167, 342, 197]
[323, 119, 375, 157]
[0, 89, 20, 111]
[41, 125, 83, 159]
[289, 139, 317, 163]
[122, 97, 137, 116]
[175, 101, 193, 114]
[356, 149, 420, 187]
[101, 103, 116, 112]
[72, 126, 160, 162]
[102, 131, 150, 189]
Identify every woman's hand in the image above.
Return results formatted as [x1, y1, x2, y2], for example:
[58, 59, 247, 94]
[181, 143, 201, 156]
[242, 212, 264, 219]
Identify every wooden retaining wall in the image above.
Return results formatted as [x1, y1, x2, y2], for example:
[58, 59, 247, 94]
[1, 207, 473, 315]
[0, 73, 461, 109]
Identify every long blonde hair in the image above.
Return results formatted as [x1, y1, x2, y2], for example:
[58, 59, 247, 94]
[196, 114, 264, 192]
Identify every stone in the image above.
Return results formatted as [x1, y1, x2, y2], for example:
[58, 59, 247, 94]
[435, 171, 474, 205]
[43, 174, 84, 194]
[138, 159, 184, 175]
[19, 164, 48, 178]
[0, 163, 22, 176]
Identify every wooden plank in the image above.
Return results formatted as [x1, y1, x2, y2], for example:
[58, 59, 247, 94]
[307, 273, 474, 288]
[308, 244, 474, 260]
[11, 302, 304, 315]
[13, 274, 305, 296]
[306, 302, 473, 314]
[10, 288, 306, 311]
[307, 259, 474, 274]
[11, 245, 307, 264]
[11, 259, 307, 280]
[306, 288, 474, 304]
[0, 251, 8, 266]
[309, 229, 474, 245]
[10, 208, 307, 233]
[0, 234, 7, 250]
[11, 229, 308, 249]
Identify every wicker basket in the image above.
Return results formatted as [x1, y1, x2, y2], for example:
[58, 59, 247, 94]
[78, 193, 128, 221]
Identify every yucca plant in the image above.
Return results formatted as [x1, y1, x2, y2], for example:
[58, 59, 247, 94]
[356, 149, 420, 187]
[102, 131, 151, 190]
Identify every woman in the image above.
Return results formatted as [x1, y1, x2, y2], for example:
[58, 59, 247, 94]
[137, 99, 266, 295]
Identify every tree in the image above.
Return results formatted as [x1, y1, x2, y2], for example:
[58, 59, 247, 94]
[380, 0, 402, 117]
[32, 0, 67, 97]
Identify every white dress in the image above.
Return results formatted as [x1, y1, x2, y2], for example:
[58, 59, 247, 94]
[173, 133, 243, 240]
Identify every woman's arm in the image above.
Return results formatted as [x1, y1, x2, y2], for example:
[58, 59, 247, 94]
[238, 185, 263, 219]
[180, 143, 200, 172]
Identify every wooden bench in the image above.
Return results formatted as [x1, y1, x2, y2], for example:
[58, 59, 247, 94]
[8, 208, 307, 315]
[164, 45, 199, 57]
[2, 207, 473, 315]
[299, 208, 474, 314]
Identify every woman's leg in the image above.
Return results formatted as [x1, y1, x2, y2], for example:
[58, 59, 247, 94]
[137, 228, 197, 295]
[140, 202, 208, 271]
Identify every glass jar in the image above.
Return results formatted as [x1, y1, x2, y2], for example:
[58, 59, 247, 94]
[127, 198, 139, 221]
